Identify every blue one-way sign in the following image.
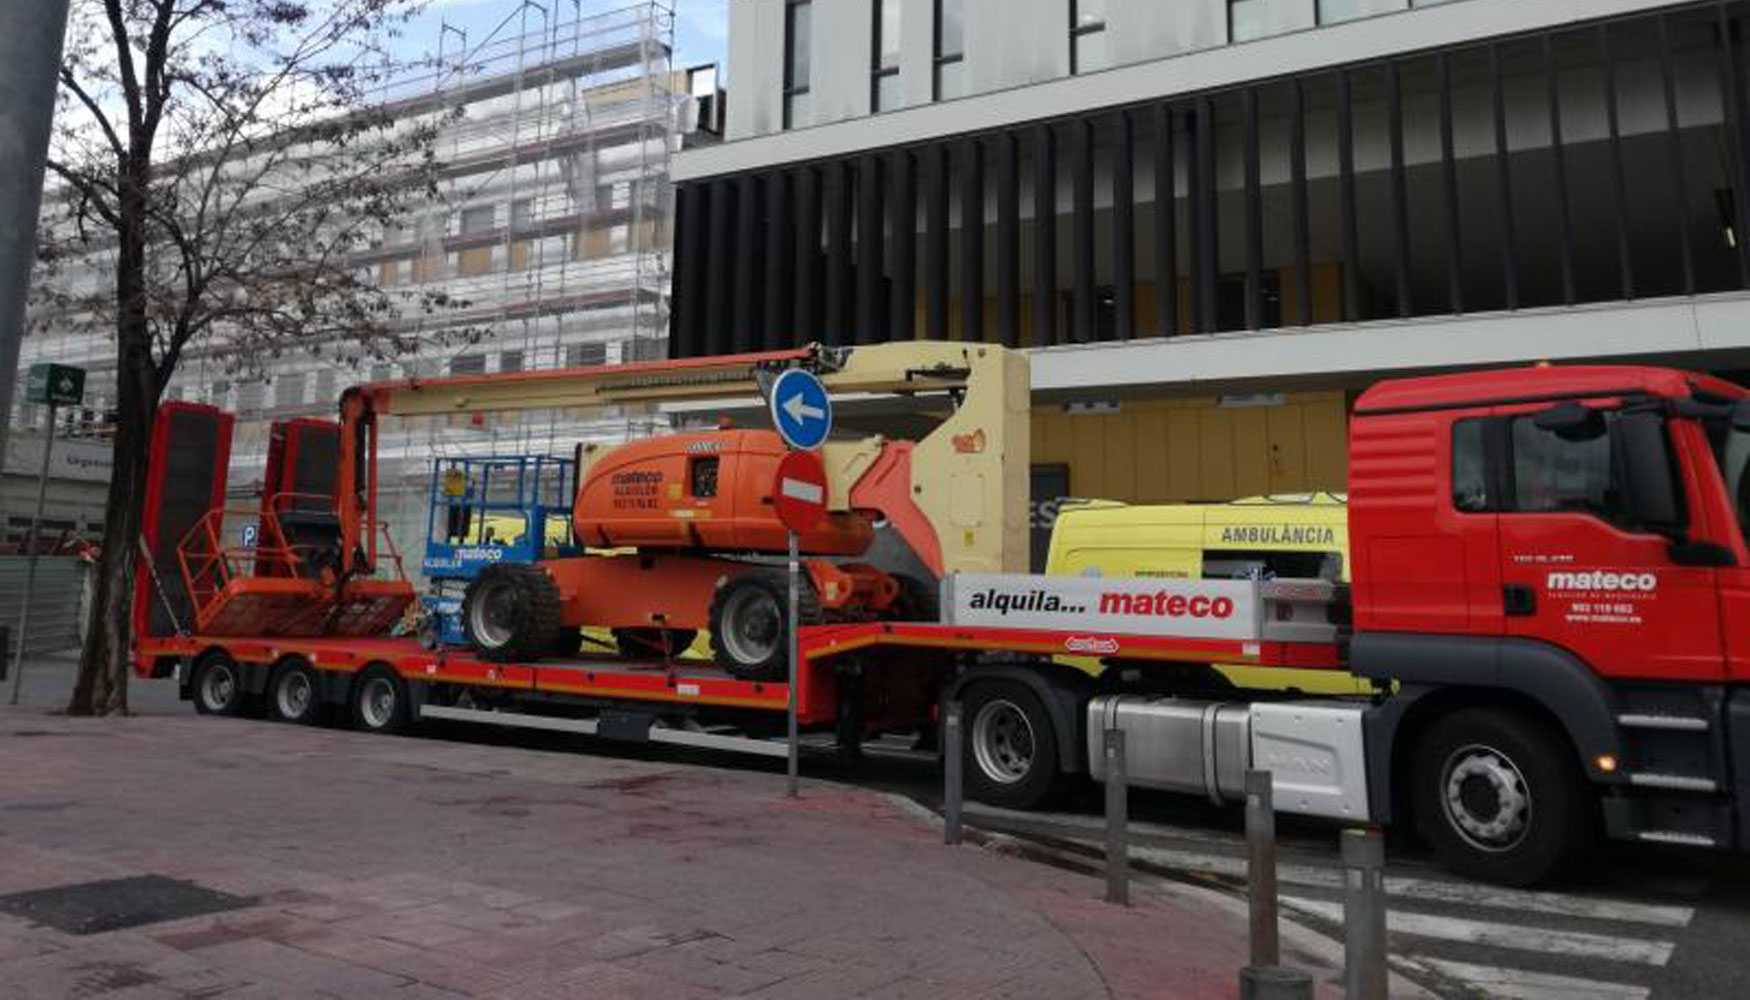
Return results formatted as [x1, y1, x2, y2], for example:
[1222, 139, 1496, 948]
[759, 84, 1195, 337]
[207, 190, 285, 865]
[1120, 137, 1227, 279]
[770, 369, 832, 451]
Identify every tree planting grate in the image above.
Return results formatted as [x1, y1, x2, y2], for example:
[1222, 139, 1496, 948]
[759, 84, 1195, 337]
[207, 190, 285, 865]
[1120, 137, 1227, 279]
[0, 875, 254, 935]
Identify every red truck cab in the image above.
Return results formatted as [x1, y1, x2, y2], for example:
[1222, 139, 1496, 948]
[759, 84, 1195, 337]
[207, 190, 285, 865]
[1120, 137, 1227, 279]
[1349, 365, 1750, 882]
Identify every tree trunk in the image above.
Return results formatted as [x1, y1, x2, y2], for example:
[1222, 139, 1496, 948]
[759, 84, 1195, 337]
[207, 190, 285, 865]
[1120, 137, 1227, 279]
[67, 376, 153, 716]
[68, 173, 156, 717]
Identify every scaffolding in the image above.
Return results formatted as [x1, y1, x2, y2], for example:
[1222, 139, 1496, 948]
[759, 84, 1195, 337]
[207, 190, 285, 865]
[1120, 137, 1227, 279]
[363, 1, 686, 557]
[15, 1, 694, 562]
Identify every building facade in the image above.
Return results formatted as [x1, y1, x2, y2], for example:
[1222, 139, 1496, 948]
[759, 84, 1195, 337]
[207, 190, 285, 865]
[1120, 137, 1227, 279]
[16, 1, 718, 560]
[670, 0, 1750, 547]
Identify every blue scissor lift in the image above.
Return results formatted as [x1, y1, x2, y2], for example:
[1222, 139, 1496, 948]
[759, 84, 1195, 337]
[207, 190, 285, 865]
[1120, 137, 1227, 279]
[420, 455, 580, 647]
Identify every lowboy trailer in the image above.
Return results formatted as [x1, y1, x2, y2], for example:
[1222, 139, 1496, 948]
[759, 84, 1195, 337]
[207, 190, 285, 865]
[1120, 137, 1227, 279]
[132, 347, 1750, 886]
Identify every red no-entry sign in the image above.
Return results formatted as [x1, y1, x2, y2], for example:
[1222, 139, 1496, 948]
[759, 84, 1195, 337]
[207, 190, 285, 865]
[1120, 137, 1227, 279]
[773, 450, 828, 534]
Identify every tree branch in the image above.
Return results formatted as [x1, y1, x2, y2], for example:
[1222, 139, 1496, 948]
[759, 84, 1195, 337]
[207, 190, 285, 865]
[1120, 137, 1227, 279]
[101, 0, 143, 137]
[57, 69, 127, 160]
[44, 158, 121, 228]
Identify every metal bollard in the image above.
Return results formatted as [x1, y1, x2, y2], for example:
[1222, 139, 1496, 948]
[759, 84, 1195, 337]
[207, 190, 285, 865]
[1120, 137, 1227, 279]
[1238, 965, 1313, 1000]
[943, 699, 963, 846]
[1245, 769, 1280, 967]
[1103, 727, 1129, 906]
[1342, 827, 1389, 1000]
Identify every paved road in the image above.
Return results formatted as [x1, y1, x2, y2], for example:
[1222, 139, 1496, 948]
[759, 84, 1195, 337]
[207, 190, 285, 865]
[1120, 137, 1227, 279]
[16, 656, 1750, 998]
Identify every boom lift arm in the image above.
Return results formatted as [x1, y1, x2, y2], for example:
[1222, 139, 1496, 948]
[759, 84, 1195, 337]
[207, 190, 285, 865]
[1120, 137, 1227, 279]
[335, 342, 1030, 582]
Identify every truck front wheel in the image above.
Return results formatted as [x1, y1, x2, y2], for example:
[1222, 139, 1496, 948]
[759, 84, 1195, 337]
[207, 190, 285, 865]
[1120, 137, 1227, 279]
[1412, 707, 1596, 886]
[191, 652, 245, 717]
[961, 681, 1062, 810]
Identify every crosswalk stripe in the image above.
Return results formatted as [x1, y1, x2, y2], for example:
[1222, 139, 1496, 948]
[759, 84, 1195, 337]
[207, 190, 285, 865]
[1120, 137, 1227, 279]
[1117, 843, 1694, 928]
[1281, 896, 1676, 966]
[978, 819, 1697, 929]
[1415, 958, 1650, 1000]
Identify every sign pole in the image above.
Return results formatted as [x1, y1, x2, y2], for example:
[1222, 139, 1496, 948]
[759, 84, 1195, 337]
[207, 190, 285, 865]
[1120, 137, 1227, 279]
[9, 400, 57, 705]
[768, 367, 830, 802]
[786, 528, 800, 798]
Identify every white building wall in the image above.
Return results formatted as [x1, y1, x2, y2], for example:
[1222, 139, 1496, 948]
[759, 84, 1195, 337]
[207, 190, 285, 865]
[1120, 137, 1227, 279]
[898, 0, 937, 108]
[726, 0, 785, 140]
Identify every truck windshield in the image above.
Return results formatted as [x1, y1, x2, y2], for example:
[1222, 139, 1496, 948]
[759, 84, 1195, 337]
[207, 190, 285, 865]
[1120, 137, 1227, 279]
[1712, 421, 1750, 545]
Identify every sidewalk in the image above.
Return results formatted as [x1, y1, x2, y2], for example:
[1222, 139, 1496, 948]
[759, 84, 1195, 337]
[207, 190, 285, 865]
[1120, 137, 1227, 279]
[0, 702, 1324, 999]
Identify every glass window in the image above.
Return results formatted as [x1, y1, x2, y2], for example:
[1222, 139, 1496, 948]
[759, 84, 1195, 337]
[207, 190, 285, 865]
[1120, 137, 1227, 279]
[935, 59, 967, 100]
[567, 341, 607, 368]
[872, 0, 901, 112]
[499, 350, 524, 374]
[876, 0, 901, 69]
[1072, 0, 1108, 74]
[460, 205, 495, 234]
[876, 72, 904, 113]
[784, 0, 812, 128]
[1317, 0, 1373, 25]
[934, 0, 965, 101]
[1229, 0, 1304, 42]
[937, 0, 964, 58]
[1509, 416, 1614, 518]
[1452, 419, 1490, 512]
[450, 354, 486, 376]
[1452, 412, 1660, 529]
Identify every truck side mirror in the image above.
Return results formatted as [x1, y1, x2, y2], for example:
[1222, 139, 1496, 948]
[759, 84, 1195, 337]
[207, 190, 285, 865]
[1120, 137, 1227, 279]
[1534, 401, 1607, 442]
[1616, 413, 1684, 534]
[1732, 398, 1750, 433]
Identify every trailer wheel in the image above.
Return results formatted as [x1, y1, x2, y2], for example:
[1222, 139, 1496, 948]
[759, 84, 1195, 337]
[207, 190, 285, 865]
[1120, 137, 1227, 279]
[191, 653, 246, 717]
[351, 666, 411, 735]
[1413, 707, 1596, 886]
[268, 660, 323, 725]
[962, 681, 1062, 810]
[614, 628, 698, 660]
[709, 571, 819, 681]
[462, 563, 563, 663]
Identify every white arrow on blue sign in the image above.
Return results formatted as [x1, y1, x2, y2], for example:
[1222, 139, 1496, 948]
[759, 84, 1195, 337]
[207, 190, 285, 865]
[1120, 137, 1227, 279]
[770, 368, 832, 451]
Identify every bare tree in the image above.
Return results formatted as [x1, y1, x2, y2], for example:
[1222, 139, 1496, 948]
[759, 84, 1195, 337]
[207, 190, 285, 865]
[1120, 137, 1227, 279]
[40, 0, 463, 715]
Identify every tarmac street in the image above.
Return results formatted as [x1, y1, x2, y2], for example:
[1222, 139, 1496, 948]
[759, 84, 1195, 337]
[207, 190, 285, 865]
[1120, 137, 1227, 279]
[0, 655, 1357, 999]
[8, 654, 1749, 998]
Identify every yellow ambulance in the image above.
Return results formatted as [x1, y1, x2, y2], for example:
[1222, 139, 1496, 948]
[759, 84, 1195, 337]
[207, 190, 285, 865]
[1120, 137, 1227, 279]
[1044, 493, 1364, 694]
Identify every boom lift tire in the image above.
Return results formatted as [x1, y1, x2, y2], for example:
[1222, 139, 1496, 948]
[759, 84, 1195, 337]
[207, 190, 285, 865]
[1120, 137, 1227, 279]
[614, 628, 698, 660]
[1413, 707, 1597, 886]
[961, 680, 1062, 810]
[351, 665, 412, 735]
[267, 659, 322, 725]
[462, 563, 563, 663]
[708, 570, 819, 681]
[191, 651, 246, 717]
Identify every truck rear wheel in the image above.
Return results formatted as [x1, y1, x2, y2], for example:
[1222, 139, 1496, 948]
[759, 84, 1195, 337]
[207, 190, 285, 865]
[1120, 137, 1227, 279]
[961, 680, 1062, 810]
[191, 652, 245, 717]
[351, 666, 411, 735]
[1413, 707, 1596, 886]
[268, 659, 322, 725]
[462, 563, 563, 663]
[708, 571, 818, 681]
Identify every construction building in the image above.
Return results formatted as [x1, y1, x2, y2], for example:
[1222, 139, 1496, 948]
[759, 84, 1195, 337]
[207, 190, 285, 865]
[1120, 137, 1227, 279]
[14, 0, 717, 561]
[669, 0, 1750, 563]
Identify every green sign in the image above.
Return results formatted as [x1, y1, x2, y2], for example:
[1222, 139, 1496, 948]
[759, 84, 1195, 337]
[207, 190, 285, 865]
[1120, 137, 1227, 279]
[25, 363, 84, 407]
